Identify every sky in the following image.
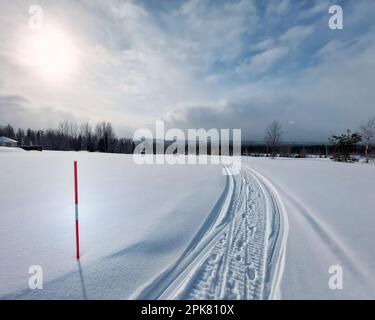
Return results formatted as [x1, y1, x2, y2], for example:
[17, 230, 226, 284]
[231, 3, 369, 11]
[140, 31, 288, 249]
[0, 0, 374, 141]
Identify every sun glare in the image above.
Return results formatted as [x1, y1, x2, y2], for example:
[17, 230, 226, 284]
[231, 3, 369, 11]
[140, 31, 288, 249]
[28, 27, 77, 81]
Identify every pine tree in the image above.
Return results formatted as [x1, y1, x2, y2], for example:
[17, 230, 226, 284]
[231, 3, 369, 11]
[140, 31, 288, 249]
[329, 129, 362, 162]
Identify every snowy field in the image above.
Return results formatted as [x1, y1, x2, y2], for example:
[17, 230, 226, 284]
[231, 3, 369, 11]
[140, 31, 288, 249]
[0, 148, 225, 299]
[0, 148, 374, 299]
[246, 157, 375, 299]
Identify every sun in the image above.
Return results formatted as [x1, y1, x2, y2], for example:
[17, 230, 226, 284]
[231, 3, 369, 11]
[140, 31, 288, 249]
[28, 27, 77, 81]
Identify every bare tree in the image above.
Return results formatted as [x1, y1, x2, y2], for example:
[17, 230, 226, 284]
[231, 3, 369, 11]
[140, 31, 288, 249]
[360, 116, 375, 162]
[265, 120, 283, 159]
[79, 122, 92, 151]
[1, 120, 133, 153]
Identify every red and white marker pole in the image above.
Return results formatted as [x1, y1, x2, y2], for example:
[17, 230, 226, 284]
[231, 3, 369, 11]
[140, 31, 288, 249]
[74, 161, 80, 260]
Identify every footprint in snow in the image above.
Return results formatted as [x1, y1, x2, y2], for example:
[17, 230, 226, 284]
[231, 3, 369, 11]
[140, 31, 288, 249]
[246, 266, 257, 281]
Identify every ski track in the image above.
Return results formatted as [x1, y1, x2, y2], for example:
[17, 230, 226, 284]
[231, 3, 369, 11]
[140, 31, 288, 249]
[136, 165, 289, 300]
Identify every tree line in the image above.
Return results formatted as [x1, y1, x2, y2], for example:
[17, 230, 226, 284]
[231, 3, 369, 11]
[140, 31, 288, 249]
[0, 121, 135, 154]
[1, 116, 375, 161]
[263, 116, 375, 163]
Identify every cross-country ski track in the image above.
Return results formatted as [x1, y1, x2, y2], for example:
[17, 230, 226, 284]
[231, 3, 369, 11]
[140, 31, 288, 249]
[135, 165, 289, 300]
[1, 152, 375, 299]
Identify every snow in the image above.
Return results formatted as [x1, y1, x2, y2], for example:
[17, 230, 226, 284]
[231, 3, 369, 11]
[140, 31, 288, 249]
[134, 158, 375, 300]
[0, 146, 25, 153]
[245, 157, 375, 299]
[0, 151, 225, 299]
[137, 166, 289, 300]
[1, 151, 374, 299]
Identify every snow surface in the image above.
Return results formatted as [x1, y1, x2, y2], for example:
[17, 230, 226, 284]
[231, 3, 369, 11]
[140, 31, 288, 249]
[136, 165, 289, 300]
[0, 146, 25, 153]
[245, 157, 375, 299]
[0, 151, 225, 299]
[0, 151, 374, 299]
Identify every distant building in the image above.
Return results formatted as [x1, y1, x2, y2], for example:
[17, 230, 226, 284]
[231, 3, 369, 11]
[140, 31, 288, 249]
[0, 136, 18, 147]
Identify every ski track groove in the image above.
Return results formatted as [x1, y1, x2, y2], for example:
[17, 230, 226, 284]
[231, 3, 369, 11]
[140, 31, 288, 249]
[136, 165, 288, 300]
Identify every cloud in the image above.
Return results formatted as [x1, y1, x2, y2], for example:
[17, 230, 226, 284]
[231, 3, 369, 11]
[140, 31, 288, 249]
[240, 23, 315, 77]
[251, 39, 276, 52]
[266, 0, 291, 17]
[298, 1, 329, 20]
[247, 46, 289, 74]
[164, 0, 259, 66]
[279, 25, 314, 44]
[165, 31, 375, 141]
[0, 0, 375, 142]
[0, 95, 30, 106]
[0, 94, 79, 129]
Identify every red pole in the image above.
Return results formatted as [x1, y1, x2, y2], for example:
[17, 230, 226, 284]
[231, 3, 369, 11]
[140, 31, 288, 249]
[74, 161, 80, 260]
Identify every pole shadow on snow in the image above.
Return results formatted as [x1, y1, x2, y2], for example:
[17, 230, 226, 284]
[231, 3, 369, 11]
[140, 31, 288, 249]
[77, 260, 88, 300]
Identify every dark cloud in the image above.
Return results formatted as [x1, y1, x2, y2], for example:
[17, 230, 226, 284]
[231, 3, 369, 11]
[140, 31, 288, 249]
[164, 98, 336, 142]
[0, 94, 78, 129]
